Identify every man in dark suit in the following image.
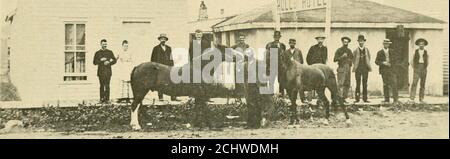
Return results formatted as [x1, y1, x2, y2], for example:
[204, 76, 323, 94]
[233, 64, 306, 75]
[93, 39, 117, 104]
[352, 35, 372, 103]
[409, 38, 429, 103]
[334, 37, 353, 103]
[375, 39, 400, 104]
[151, 34, 178, 101]
[265, 31, 286, 96]
[307, 35, 328, 65]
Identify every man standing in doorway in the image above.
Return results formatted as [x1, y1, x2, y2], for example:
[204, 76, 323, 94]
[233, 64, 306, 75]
[352, 35, 372, 103]
[375, 39, 400, 104]
[231, 33, 250, 56]
[93, 39, 117, 104]
[265, 31, 286, 96]
[334, 37, 353, 103]
[151, 33, 178, 101]
[189, 29, 211, 63]
[409, 38, 429, 103]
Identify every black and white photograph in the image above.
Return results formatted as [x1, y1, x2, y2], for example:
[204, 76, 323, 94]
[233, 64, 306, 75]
[0, 0, 448, 141]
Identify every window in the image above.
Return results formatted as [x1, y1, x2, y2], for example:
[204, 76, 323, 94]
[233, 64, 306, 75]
[64, 23, 87, 81]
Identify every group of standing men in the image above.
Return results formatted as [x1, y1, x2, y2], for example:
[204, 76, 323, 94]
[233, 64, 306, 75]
[91, 29, 430, 105]
[263, 30, 429, 104]
[92, 33, 178, 104]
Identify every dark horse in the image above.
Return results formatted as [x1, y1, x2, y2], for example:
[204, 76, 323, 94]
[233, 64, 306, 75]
[282, 57, 351, 125]
[128, 48, 272, 130]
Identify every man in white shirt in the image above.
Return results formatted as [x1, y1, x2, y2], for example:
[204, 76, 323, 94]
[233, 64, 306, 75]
[410, 38, 429, 103]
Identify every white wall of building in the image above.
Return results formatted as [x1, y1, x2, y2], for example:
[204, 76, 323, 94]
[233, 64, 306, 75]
[10, 0, 189, 102]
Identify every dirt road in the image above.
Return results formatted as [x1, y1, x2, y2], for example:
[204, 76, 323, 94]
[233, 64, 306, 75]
[1, 110, 448, 139]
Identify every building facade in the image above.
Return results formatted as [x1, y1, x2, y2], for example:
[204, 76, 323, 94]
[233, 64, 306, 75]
[9, 0, 189, 102]
[212, 0, 447, 96]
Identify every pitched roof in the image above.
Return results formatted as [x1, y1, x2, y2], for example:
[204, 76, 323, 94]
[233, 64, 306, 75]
[215, 0, 445, 28]
[189, 16, 236, 32]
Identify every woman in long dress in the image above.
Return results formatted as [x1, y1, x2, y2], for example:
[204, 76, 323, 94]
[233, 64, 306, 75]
[116, 40, 134, 103]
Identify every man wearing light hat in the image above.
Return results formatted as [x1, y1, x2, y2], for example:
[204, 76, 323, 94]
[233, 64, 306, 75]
[151, 33, 178, 101]
[375, 39, 400, 104]
[334, 36, 354, 103]
[306, 35, 328, 65]
[409, 38, 429, 103]
[265, 30, 287, 96]
[305, 35, 328, 101]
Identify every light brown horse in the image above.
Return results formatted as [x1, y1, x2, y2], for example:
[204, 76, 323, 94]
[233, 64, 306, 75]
[282, 57, 351, 125]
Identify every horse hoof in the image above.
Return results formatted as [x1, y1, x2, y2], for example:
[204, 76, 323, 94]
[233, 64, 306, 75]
[261, 118, 267, 127]
[345, 119, 353, 126]
[322, 119, 330, 126]
[131, 125, 142, 131]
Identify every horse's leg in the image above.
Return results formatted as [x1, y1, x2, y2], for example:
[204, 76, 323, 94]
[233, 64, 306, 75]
[317, 87, 330, 125]
[192, 97, 210, 129]
[287, 87, 299, 125]
[130, 88, 149, 131]
[328, 78, 352, 124]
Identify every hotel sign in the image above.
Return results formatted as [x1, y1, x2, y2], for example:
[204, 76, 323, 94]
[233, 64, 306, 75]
[277, 0, 327, 13]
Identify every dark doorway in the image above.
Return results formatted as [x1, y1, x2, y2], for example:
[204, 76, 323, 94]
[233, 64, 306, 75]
[386, 27, 410, 92]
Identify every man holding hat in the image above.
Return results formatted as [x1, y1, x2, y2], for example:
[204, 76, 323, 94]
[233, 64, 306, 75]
[409, 38, 429, 103]
[334, 36, 354, 102]
[306, 35, 328, 65]
[352, 35, 372, 103]
[265, 30, 286, 96]
[375, 39, 400, 104]
[151, 33, 178, 101]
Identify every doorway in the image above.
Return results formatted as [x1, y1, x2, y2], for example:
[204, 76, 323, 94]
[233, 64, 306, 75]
[386, 27, 410, 92]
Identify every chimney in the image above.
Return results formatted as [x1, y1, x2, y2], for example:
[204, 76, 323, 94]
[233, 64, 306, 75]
[220, 9, 225, 16]
[198, 1, 208, 21]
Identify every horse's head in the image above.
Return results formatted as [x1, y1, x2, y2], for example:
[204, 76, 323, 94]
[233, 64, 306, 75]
[280, 53, 296, 71]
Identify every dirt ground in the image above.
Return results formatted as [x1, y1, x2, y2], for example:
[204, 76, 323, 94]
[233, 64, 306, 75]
[0, 110, 448, 139]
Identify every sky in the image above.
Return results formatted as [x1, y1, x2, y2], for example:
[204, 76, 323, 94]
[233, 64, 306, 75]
[1, 0, 448, 22]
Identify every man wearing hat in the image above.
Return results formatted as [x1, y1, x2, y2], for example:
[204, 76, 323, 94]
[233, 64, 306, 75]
[282, 39, 305, 102]
[334, 36, 354, 103]
[306, 35, 328, 65]
[265, 30, 286, 96]
[409, 38, 429, 103]
[151, 33, 178, 101]
[352, 35, 372, 103]
[306, 35, 328, 101]
[375, 39, 400, 104]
